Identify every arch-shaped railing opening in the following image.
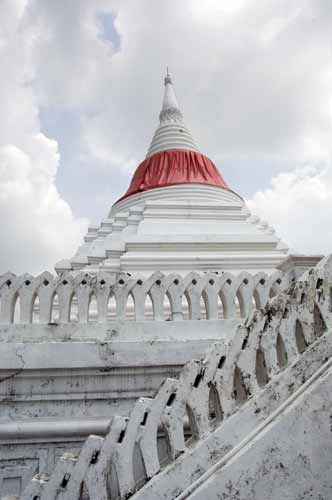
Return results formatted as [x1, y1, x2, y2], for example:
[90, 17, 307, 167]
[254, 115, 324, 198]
[88, 293, 98, 322]
[163, 293, 172, 321]
[233, 366, 248, 403]
[182, 293, 191, 320]
[234, 293, 243, 319]
[144, 293, 154, 321]
[125, 293, 135, 321]
[157, 421, 173, 469]
[253, 289, 261, 310]
[295, 319, 307, 354]
[69, 293, 79, 323]
[13, 292, 20, 324]
[269, 281, 280, 299]
[51, 292, 60, 323]
[256, 348, 269, 386]
[200, 292, 208, 320]
[133, 441, 148, 490]
[208, 384, 223, 427]
[107, 294, 117, 321]
[313, 303, 327, 337]
[276, 332, 288, 369]
[32, 294, 40, 324]
[108, 461, 120, 500]
[184, 403, 196, 442]
[220, 289, 230, 319]
[252, 288, 263, 309]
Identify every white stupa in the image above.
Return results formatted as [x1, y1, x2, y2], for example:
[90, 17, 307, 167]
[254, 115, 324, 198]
[56, 72, 288, 275]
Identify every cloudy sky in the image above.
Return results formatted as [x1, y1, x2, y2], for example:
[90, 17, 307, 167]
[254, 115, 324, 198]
[1, 0, 332, 274]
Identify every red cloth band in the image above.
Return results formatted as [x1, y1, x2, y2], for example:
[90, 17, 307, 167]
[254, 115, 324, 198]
[118, 149, 229, 202]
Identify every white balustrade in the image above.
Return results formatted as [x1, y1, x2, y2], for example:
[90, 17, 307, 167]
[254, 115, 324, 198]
[0, 270, 286, 325]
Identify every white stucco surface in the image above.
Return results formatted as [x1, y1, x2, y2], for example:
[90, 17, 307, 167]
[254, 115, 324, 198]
[62, 184, 289, 275]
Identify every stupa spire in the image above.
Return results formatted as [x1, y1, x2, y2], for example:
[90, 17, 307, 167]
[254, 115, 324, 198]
[160, 69, 182, 121]
[146, 71, 198, 157]
[118, 71, 230, 202]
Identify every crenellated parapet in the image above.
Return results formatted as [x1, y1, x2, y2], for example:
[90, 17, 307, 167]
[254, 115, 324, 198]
[10, 255, 332, 500]
[0, 270, 287, 325]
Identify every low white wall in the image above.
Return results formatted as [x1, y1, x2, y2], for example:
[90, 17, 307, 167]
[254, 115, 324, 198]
[0, 319, 235, 497]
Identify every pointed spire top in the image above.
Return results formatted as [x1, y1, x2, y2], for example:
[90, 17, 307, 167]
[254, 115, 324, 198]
[160, 69, 182, 122]
[164, 66, 172, 85]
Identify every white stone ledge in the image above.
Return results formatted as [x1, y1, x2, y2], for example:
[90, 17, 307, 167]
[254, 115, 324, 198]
[0, 319, 235, 343]
[112, 184, 243, 213]
[0, 338, 223, 370]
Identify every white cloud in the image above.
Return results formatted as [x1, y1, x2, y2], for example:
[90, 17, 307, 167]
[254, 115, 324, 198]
[248, 164, 332, 254]
[22, 1, 332, 168]
[0, 135, 88, 275]
[23, 0, 117, 110]
[0, 1, 87, 274]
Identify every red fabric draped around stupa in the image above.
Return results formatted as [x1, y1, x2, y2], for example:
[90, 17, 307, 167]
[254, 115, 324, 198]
[119, 149, 229, 201]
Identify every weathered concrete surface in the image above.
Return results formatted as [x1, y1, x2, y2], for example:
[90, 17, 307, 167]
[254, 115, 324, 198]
[131, 333, 332, 500]
[187, 363, 332, 500]
[0, 320, 233, 416]
[0, 320, 232, 496]
[0, 319, 237, 344]
[0, 320, 233, 420]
